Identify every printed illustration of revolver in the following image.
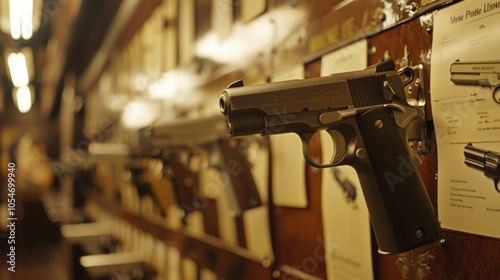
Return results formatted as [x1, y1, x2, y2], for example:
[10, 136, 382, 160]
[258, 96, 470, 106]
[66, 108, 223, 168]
[450, 60, 500, 103]
[464, 143, 500, 193]
[219, 58, 442, 254]
[331, 168, 357, 205]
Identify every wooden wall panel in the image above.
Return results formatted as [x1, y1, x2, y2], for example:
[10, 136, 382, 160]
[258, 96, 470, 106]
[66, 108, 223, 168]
[367, 14, 500, 280]
[77, 1, 500, 280]
[367, 18, 434, 120]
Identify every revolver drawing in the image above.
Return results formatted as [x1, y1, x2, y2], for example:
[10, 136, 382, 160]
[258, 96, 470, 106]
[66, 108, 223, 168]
[464, 143, 500, 193]
[219, 58, 442, 254]
[450, 60, 500, 103]
[137, 114, 262, 216]
[331, 168, 357, 205]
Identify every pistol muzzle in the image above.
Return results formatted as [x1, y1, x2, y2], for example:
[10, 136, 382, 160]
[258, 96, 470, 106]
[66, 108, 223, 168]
[219, 91, 233, 134]
[219, 92, 229, 116]
[464, 143, 486, 170]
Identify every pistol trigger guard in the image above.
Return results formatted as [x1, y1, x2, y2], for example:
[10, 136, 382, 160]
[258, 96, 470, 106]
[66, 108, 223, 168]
[298, 132, 337, 168]
[298, 132, 320, 168]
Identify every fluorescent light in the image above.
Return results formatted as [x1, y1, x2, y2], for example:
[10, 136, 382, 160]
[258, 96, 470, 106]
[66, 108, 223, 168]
[7, 52, 30, 87]
[21, 0, 33, 40]
[195, 5, 307, 65]
[147, 69, 201, 100]
[14, 85, 33, 113]
[9, 0, 35, 40]
[9, 0, 21, 40]
[121, 99, 160, 129]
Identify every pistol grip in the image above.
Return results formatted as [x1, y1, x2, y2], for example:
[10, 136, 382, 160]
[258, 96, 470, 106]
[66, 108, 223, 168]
[218, 139, 263, 214]
[168, 154, 205, 214]
[355, 107, 442, 254]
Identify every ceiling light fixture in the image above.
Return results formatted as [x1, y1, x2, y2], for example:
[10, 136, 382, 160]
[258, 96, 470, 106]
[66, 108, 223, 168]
[9, 0, 36, 40]
[7, 52, 29, 87]
[7, 49, 34, 113]
[13, 85, 34, 113]
[7, 0, 43, 40]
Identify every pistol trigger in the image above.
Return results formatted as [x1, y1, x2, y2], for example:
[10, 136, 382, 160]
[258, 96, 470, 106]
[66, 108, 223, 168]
[495, 178, 500, 193]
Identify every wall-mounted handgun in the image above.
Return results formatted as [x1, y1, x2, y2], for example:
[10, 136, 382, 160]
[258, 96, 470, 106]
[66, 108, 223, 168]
[137, 115, 262, 216]
[464, 143, 500, 193]
[219, 58, 442, 254]
[450, 60, 500, 103]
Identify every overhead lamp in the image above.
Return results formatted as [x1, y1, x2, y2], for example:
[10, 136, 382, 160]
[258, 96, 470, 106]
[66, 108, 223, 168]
[121, 99, 161, 129]
[8, 0, 41, 40]
[147, 69, 201, 100]
[6, 48, 35, 113]
[7, 52, 30, 87]
[12, 85, 34, 113]
[195, 5, 307, 65]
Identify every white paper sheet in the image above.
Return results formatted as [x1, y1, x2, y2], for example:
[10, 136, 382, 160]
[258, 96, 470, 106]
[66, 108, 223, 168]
[320, 39, 374, 280]
[431, 0, 500, 238]
[270, 65, 308, 208]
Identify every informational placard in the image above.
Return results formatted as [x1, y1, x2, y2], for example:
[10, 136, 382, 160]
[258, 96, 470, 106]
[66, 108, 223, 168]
[320, 39, 373, 280]
[431, 0, 500, 238]
[270, 65, 308, 208]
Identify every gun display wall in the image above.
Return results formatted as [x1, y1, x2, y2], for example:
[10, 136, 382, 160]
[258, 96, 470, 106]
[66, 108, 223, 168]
[49, 0, 499, 279]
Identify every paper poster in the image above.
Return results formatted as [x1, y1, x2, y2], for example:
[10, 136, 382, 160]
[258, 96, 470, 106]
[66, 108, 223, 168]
[431, 0, 500, 238]
[270, 65, 308, 208]
[320, 39, 374, 280]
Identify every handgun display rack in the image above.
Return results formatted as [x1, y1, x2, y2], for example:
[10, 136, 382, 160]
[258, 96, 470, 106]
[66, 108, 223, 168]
[84, 191, 272, 280]
[72, 0, 500, 279]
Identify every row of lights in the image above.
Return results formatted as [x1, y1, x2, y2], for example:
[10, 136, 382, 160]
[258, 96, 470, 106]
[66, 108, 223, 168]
[122, 5, 307, 129]
[9, 0, 36, 40]
[5, 0, 40, 113]
[7, 50, 33, 113]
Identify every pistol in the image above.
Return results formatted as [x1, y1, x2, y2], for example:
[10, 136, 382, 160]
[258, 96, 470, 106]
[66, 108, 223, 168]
[219, 58, 442, 254]
[450, 60, 500, 103]
[464, 143, 500, 193]
[138, 115, 262, 215]
[87, 144, 169, 214]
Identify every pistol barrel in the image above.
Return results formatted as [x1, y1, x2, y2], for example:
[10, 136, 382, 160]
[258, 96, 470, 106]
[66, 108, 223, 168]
[464, 143, 500, 177]
[450, 60, 500, 85]
[220, 65, 403, 136]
